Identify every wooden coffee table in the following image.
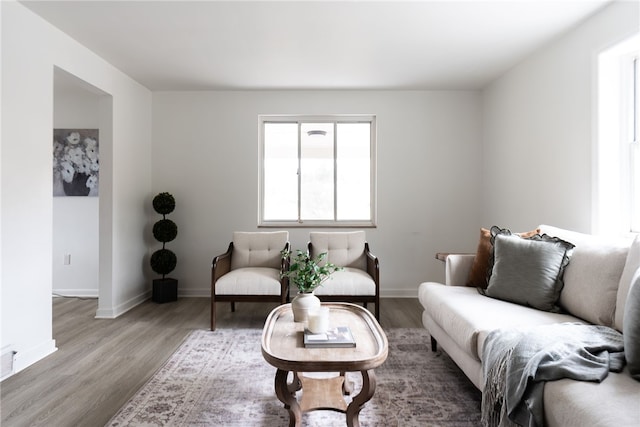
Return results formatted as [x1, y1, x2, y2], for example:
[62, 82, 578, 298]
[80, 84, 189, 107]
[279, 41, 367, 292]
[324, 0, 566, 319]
[261, 302, 388, 427]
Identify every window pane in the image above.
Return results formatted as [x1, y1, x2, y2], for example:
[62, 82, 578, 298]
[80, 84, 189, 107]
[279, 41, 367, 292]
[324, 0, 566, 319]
[629, 58, 640, 232]
[337, 123, 371, 220]
[300, 123, 334, 220]
[631, 58, 640, 232]
[264, 123, 298, 220]
[631, 142, 639, 232]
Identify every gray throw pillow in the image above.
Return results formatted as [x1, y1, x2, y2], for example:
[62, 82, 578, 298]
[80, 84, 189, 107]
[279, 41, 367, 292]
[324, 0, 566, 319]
[480, 226, 575, 312]
[623, 268, 640, 381]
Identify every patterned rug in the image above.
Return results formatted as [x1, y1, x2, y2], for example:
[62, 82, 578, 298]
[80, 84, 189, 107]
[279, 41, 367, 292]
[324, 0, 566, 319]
[107, 328, 481, 426]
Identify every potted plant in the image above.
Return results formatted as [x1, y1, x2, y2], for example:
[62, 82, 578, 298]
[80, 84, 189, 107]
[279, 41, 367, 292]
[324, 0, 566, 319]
[281, 249, 342, 321]
[150, 192, 178, 303]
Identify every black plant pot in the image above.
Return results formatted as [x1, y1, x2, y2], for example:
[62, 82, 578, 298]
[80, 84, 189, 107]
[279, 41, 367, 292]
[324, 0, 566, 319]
[152, 278, 178, 303]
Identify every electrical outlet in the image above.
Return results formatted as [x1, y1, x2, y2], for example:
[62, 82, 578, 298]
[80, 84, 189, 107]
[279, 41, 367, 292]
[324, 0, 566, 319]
[64, 254, 71, 265]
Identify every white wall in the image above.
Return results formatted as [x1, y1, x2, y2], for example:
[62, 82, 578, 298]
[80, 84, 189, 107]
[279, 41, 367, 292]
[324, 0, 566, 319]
[1, 1, 152, 375]
[53, 76, 101, 297]
[482, 0, 640, 233]
[152, 90, 483, 297]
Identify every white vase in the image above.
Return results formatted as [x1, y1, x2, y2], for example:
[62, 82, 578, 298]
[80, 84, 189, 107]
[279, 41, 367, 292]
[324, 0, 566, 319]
[291, 292, 321, 322]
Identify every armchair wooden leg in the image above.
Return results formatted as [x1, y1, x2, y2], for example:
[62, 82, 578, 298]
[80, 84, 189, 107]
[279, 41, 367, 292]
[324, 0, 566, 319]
[211, 299, 216, 331]
[430, 336, 438, 352]
[231, 302, 236, 312]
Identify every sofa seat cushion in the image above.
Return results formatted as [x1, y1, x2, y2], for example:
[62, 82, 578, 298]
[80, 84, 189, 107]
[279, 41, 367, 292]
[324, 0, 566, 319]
[544, 367, 640, 427]
[215, 267, 282, 295]
[313, 268, 375, 296]
[418, 282, 583, 361]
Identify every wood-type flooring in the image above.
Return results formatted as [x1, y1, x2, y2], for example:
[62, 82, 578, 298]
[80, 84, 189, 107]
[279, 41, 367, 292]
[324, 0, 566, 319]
[1, 297, 422, 426]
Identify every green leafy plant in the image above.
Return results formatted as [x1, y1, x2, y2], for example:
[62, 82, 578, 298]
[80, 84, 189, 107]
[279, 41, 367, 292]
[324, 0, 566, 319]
[281, 249, 342, 293]
[150, 192, 177, 278]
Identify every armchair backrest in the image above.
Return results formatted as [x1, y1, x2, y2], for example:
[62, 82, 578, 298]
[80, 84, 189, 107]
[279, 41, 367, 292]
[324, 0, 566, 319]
[231, 231, 289, 270]
[309, 231, 367, 270]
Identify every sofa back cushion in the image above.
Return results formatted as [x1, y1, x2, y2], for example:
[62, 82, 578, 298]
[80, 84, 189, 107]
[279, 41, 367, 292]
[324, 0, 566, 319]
[615, 234, 640, 331]
[231, 231, 288, 270]
[539, 225, 629, 327]
[623, 267, 640, 380]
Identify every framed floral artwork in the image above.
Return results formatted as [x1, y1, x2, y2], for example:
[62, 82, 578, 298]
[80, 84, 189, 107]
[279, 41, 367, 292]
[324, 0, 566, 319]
[53, 129, 99, 197]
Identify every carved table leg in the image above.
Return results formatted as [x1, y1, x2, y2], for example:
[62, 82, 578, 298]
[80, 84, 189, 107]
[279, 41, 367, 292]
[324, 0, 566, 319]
[341, 371, 353, 395]
[275, 369, 302, 427]
[345, 370, 377, 427]
[289, 371, 302, 393]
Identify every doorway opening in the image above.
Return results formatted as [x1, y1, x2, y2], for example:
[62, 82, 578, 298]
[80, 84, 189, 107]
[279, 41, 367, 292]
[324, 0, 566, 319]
[52, 67, 113, 317]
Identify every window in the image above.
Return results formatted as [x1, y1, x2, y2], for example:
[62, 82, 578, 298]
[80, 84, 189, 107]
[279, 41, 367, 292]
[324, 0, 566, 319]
[259, 115, 376, 227]
[596, 34, 640, 235]
[630, 57, 640, 232]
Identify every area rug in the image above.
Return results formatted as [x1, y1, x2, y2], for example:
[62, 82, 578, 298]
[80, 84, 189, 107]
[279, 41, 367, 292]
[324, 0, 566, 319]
[107, 328, 481, 426]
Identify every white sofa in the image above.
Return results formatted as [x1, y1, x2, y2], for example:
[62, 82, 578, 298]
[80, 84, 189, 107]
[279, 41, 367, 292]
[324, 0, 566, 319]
[418, 225, 640, 427]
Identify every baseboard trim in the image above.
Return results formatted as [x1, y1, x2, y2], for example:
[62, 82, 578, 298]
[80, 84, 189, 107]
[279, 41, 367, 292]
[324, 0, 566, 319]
[380, 289, 419, 298]
[53, 290, 99, 298]
[95, 291, 151, 319]
[177, 289, 419, 298]
[9, 339, 58, 379]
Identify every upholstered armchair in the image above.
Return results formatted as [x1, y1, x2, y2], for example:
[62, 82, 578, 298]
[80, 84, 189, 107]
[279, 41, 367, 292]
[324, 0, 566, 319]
[211, 231, 290, 330]
[307, 231, 380, 320]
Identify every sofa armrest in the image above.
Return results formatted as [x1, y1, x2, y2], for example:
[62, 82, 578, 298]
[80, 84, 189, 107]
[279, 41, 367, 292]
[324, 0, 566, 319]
[444, 254, 475, 286]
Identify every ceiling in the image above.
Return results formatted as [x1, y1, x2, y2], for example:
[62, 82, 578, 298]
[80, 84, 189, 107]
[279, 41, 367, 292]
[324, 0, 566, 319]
[21, 0, 612, 91]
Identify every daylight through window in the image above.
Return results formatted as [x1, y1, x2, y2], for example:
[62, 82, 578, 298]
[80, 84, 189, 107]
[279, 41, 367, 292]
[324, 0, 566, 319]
[630, 57, 640, 232]
[260, 115, 376, 227]
[596, 34, 640, 235]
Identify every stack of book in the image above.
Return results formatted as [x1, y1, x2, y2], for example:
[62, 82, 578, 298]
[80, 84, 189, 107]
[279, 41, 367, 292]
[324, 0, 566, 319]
[303, 326, 356, 348]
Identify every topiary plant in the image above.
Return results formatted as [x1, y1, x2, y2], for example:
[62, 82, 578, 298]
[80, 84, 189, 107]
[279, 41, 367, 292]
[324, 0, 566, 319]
[150, 192, 177, 279]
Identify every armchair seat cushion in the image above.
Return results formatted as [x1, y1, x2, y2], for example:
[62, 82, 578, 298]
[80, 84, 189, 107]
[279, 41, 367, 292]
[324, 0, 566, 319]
[313, 268, 376, 296]
[215, 267, 282, 295]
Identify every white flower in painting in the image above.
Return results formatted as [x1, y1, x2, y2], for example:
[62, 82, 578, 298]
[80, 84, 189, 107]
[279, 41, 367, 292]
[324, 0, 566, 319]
[89, 158, 99, 172]
[68, 147, 84, 166]
[84, 137, 98, 159]
[65, 132, 81, 145]
[60, 161, 75, 183]
[86, 174, 98, 189]
[76, 158, 91, 175]
[53, 140, 64, 158]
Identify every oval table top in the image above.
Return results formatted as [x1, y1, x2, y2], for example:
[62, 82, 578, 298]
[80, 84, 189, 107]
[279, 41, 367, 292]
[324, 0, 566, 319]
[261, 302, 388, 372]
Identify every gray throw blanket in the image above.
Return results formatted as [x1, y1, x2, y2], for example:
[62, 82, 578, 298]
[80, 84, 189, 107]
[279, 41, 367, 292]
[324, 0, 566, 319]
[481, 323, 625, 427]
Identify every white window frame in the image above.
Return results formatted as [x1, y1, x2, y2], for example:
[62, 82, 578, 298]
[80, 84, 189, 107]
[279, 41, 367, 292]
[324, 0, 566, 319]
[595, 34, 640, 236]
[629, 56, 640, 232]
[258, 115, 377, 228]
